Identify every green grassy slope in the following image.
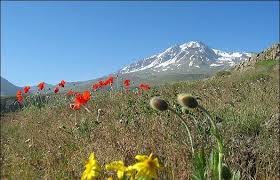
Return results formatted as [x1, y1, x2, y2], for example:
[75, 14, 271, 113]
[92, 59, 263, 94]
[1, 59, 279, 179]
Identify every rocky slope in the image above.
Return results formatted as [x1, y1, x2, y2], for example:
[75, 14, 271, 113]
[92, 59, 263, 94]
[234, 43, 280, 71]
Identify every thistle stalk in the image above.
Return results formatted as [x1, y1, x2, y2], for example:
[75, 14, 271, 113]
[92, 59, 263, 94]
[198, 105, 223, 180]
[150, 96, 195, 155]
[186, 112, 208, 145]
[168, 107, 195, 155]
[177, 93, 224, 180]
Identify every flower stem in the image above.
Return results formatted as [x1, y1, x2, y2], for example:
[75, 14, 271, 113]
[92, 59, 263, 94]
[75, 111, 77, 125]
[83, 106, 91, 113]
[197, 105, 223, 180]
[187, 113, 208, 145]
[168, 107, 195, 155]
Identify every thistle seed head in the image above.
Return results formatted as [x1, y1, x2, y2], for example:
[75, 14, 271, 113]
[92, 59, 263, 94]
[177, 93, 198, 109]
[150, 97, 169, 111]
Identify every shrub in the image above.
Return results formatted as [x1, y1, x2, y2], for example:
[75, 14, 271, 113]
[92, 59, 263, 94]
[216, 70, 231, 77]
[255, 59, 278, 67]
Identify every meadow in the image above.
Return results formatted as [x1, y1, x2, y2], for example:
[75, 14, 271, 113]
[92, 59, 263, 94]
[1, 59, 279, 179]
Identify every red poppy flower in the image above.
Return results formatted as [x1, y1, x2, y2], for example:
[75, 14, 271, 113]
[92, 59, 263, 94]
[75, 90, 91, 105]
[82, 90, 91, 101]
[104, 80, 109, 86]
[16, 90, 22, 96]
[92, 83, 100, 91]
[38, 82, 45, 91]
[54, 87, 59, 93]
[16, 90, 23, 103]
[103, 79, 108, 86]
[23, 86, 31, 93]
[106, 76, 114, 86]
[98, 80, 104, 87]
[66, 89, 75, 96]
[123, 79, 131, 87]
[139, 83, 151, 90]
[59, 80, 66, 87]
[70, 90, 91, 110]
[17, 96, 23, 103]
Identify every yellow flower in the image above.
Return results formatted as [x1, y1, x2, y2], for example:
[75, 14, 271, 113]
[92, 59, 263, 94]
[81, 152, 101, 180]
[132, 153, 160, 179]
[106, 161, 135, 179]
[107, 177, 114, 180]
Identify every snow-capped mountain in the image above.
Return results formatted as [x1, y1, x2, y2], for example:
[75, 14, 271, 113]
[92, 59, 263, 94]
[119, 41, 252, 75]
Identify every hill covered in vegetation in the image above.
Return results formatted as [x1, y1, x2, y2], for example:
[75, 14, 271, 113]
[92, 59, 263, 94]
[1, 44, 279, 179]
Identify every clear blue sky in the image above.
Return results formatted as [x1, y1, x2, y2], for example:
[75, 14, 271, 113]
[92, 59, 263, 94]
[1, 1, 279, 87]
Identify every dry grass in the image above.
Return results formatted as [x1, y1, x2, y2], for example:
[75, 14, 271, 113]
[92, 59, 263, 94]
[1, 62, 279, 179]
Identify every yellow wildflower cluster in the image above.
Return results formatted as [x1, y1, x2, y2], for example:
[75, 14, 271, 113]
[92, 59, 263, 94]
[81, 152, 102, 180]
[81, 152, 160, 180]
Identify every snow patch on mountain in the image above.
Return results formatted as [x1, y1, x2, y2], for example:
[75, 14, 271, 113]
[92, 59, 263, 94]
[210, 63, 223, 67]
[119, 41, 252, 74]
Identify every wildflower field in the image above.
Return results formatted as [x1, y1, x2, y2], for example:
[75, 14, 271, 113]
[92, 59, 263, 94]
[1, 59, 279, 179]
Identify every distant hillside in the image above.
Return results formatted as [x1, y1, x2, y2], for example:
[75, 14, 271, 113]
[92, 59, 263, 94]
[2, 43, 278, 96]
[29, 83, 55, 94]
[0, 77, 21, 96]
[55, 41, 253, 91]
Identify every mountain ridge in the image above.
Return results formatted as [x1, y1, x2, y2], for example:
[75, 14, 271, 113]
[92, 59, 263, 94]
[234, 43, 280, 71]
[118, 41, 252, 75]
[5, 41, 275, 96]
[0, 77, 21, 96]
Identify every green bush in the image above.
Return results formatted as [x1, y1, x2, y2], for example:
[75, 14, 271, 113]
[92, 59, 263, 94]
[255, 59, 278, 67]
[216, 70, 231, 77]
[248, 73, 271, 81]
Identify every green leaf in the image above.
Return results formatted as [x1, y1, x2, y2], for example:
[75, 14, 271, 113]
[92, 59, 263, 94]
[222, 164, 232, 180]
[231, 170, 241, 180]
[137, 176, 149, 180]
[209, 150, 219, 179]
[191, 149, 207, 180]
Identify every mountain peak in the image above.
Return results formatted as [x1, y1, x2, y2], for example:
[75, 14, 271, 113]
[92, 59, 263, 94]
[187, 41, 203, 47]
[180, 41, 206, 49]
[119, 41, 251, 75]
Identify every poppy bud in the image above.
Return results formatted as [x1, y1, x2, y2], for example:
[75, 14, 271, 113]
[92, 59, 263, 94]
[70, 103, 80, 110]
[70, 104, 75, 109]
[150, 97, 169, 111]
[177, 93, 198, 108]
